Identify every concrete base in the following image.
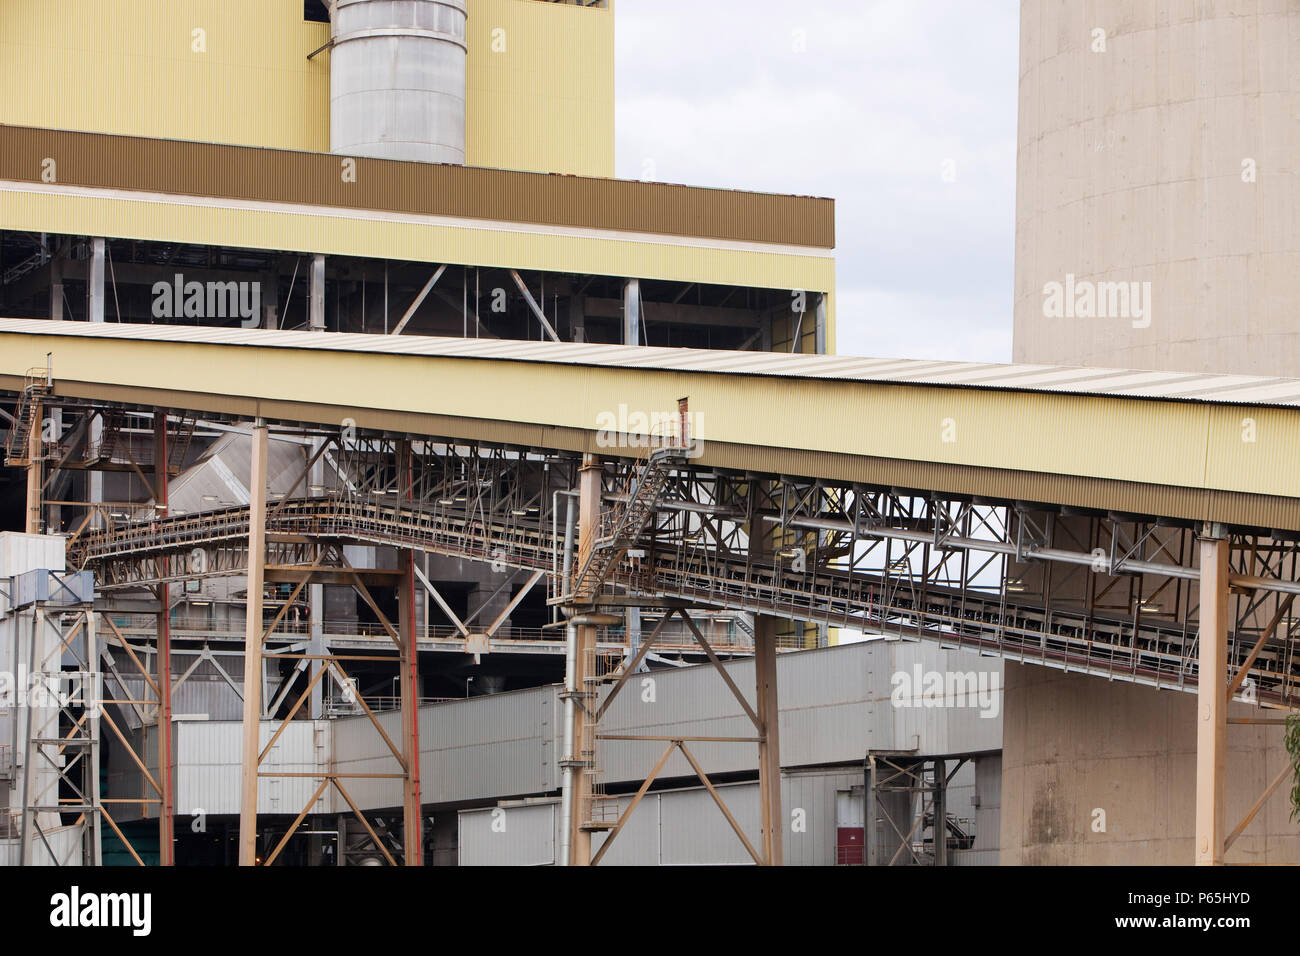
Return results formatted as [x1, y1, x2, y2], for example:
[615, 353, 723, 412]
[1001, 663, 1299, 865]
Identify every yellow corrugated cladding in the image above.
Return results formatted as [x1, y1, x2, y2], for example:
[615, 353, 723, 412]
[1, 330, 1298, 504]
[0, 0, 612, 178]
[466, 0, 615, 177]
[0, 0, 331, 152]
[0, 187, 833, 295]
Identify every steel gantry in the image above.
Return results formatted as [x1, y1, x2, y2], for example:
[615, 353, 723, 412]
[8, 387, 1300, 864]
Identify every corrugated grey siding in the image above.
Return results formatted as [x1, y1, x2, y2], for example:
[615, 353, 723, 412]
[332, 685, 557, 810]
[459, 769, 885, 866]
[458, 802, 556, 867]
[173, 720, 332, 816]
[161, 640, 1004, 821]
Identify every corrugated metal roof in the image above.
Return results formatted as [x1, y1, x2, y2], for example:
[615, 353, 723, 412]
[6, 318, 1300, 408]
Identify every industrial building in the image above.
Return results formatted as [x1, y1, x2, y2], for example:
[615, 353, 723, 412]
[0, 0, 1296, 869]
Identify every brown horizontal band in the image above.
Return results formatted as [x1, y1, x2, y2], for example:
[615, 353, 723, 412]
[0, 124, 835, 250]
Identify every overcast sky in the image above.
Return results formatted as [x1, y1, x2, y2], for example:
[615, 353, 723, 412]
[615, 0, 1020, 364]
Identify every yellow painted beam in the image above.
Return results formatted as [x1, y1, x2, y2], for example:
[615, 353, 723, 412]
[0, 184, 834, 295]
[2, 322, 1299, 514]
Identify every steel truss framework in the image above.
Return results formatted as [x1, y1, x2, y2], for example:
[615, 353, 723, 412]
[13, 600, 101, 865]
[7, 394, 1300, 864]
[865, 752, 981, 867]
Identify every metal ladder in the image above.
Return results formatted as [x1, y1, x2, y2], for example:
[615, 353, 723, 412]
[3, 369, 52, 466]
[570, 446, 683, 604]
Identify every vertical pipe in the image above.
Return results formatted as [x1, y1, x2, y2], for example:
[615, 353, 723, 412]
[751, 485, 782, 864]
[933, 758, 947, 867]
[263, 265, 280, 330]
[398, 547, 423, 865]
[623, 279, 641, 346]
[50, 252, 64, 322]
[310, 254, 326, 331]
[556, 494, 578, 866]
[1196, 530, 1229, 866]
[87, 612, 102, 866]
[558, 619, 577, 867]
[155, 411, 175, 865]
[238, 420, 269, 866]
[864, 755, 877, 867]
[755, 616, 782, 865]
[814, 292, 827, 355]
[566, 455, 602, 865]
[25, 398, 42, 534]
[308, 439, 325, 719]
[48, 249, 63, 529]
[88, 239, 105, 523]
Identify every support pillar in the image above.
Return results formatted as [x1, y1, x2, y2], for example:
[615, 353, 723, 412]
[398, 548, 423, 865]
[47, 245, 63, 531]
[566, 454, 603, 866]
[88, 239, 105, 521]
[755, 616, 783, 865]
[750, 480, 783, 864]
[262, 266, 279, 330]
[155, 411, 175, 865]
[50, 252, 64, 322]
[25, 397, 42, 534]
[47, 244, 63, 529]
[1196, 530, 1229, 866]
[238, 420, 269, 866]
[308, 439, 326, 718]
[623, 279, 641, 346]
[933, 758, 947, 867]
[310, 254, 326, 331]
[569, 293, 586, 343]
[814, 291, 827, 356]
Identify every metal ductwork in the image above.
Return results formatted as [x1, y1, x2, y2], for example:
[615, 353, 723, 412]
[328, 0, 468, 164]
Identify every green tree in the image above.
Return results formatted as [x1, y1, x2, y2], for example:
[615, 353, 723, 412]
[1288, 712, 1300, 822]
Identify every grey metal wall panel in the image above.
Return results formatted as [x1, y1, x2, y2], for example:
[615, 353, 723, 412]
[454, 767, 978, 867]
[172, 721, 332, 816]
[659, 784, 759, 866]
[0, 532, 66, 579]
[274, 641, 1004, 815]
[458, 802, 555, 867]
[332, 685, 556, 809]
[784, 769, 863, 866]
[588, 792, 662, 866]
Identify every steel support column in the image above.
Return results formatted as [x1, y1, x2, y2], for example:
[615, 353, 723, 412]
[1196, 531, 1229, 866]
[623, 278, 641, 346]
[755, 615, 782, 865]
[155, 411, 175, 865]
[310, 254, 325, 331]
[567, 453, 603, 866]
[237, 420, 269, 866]
[398, 548, 423, 865]
[751, 483, 783, 864]
[25, 395, 41, 534]
[87, 239, 105, 520]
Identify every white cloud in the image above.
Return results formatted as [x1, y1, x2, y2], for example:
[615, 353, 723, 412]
[616, 0, 1020, 364]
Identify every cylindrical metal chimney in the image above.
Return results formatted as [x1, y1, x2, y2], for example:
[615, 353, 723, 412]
[328, 0, 468, 165]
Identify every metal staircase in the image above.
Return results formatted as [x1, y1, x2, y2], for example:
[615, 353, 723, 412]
[570, 446, 683, 604]
[3, 368, 52, 466]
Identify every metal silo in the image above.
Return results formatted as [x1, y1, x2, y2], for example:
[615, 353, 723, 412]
[1013, 2, 1300, 376]
[328, 0, 468, 164]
